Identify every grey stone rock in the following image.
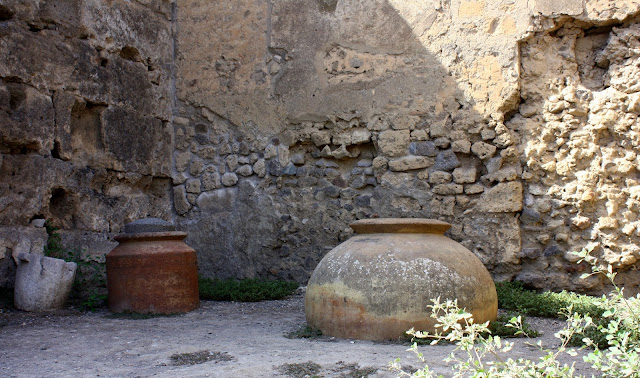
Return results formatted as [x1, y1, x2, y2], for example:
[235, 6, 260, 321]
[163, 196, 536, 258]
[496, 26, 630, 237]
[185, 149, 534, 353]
[356, 159, 373, 167]
[290, 153, 305, 165]
[124, 218, 176, 233]
[431, 150, 460, 172]
[520, 207, 541, 223]
[282, 162, 298, 176]
[324, 186, 341, 198]
[544, 244, 563, 257]
[14, 253, 77, 311]
[410, 141, 437, 157]
[355, 195, 371, 207]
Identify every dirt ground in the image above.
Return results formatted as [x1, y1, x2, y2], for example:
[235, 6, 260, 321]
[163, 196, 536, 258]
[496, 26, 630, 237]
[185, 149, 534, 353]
[0, 291, 599, 378]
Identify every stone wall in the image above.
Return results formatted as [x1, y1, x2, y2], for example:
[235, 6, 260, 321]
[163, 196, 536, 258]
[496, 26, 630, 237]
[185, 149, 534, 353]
[173, 0, 640, 293]
[4, 0, 640, 294]
[0, 0, 174, 286]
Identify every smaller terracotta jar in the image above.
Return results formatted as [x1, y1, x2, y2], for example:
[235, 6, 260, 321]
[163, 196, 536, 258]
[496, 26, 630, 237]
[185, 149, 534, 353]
[107, 218, 199, 314]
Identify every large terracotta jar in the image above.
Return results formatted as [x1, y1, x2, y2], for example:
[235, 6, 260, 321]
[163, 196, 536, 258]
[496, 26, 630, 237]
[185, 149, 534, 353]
[107, 218, 199, 314]
[305, 218, 497, 341]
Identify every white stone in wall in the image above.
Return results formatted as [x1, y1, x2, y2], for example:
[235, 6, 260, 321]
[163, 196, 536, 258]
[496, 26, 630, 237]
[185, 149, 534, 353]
[388, 156, 434, 172]
[453, 167, 477, 184]
[378, 130, 410, 157]
[475, 182, 523, 212]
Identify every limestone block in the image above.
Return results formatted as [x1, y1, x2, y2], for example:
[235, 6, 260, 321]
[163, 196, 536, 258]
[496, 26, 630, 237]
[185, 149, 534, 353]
[411, 129, 429, 141]
[189, 158, 205, 176]
[429, 171, 452, 184]
[221, 172, 239, 187]
[253, 159, 266, 177]
[197, 146, 216, 159]
[332, 132, 352, 146]
[172, 172, 188, 185]
[434, 137, 451, 149]
[372, 156, 388, 171]
[185, 178, 201, 194]
[202, 172, 221, 191]
[0, 84, 55, 155]
[226, 155, 239, 172]
[391, 115, 420, 130]
[453, 167, 477, 184]
[378, 130, 410, 157]
[432, 184, 464, 195]
[173, 185, 191, 215]
[236, 164, 254, 177]
[452, 139, 471, 153]
[571, 216, 591, 230]
[14, 253, 77, 311]
[430, 196, 455, 216]
[311, 131, 331, 146]
[476, 182, 523, 212]
[388, 156, 434, 171]
[352, 129, 372, 144]
[471, 141, 497, 160]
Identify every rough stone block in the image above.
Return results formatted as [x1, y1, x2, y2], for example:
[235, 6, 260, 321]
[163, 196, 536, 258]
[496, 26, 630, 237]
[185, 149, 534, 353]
[14, 253, 77, 311]
[476, 182, 523, 212]
[453, 167, 477, 184]
[432, 184, 464, 195]
[388, 156, 434, 171]
[471, 141, 497, 160]
[378, 130, 410, 157]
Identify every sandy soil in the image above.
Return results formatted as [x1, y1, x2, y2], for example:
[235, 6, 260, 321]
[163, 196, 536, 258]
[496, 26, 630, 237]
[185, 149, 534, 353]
[0, 292, 598, 378]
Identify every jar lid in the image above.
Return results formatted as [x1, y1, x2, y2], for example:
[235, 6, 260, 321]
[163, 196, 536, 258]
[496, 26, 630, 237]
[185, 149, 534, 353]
[123, 218, 176, 234]
[350, 218, 451, 234]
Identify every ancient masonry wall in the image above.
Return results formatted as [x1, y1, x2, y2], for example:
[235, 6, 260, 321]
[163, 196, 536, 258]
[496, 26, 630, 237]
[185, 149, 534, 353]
[0, 0, 174, 286]
[173, 0, 640, 293]
[3, 0, 640, 294]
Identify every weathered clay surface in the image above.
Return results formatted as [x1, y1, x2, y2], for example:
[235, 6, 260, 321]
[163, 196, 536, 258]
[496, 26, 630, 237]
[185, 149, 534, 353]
[305, 219, 497, 340]
[107, 231, 199, 314]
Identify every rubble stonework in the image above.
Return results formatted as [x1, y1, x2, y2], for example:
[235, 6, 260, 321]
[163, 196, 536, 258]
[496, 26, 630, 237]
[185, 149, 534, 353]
[4, 0, 640, 293]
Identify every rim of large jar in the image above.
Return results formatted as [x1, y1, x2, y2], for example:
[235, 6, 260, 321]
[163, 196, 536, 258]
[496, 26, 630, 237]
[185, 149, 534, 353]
[349, 218, 451, 234]
[114, 231, 188, 242]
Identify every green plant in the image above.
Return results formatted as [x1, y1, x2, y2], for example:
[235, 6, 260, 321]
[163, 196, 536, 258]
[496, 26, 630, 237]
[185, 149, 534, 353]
[198, 277, 298, 302]
[391, 246, 640, 377]
[496, 281, 603, 319]
[285, 323, 324, 339]
[488, 313, 539, 338]
[43, 222, 107, 311]
[391, 298, 584, 377]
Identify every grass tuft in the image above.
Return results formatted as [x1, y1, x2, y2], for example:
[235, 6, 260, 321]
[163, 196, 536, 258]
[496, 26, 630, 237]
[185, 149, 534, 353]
[198, 277, 298, 302]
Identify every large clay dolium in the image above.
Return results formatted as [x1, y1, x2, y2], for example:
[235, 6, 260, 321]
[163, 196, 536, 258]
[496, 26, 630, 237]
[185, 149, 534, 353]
[305, 218, 498, 341]
[107, 231, 199, 314]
